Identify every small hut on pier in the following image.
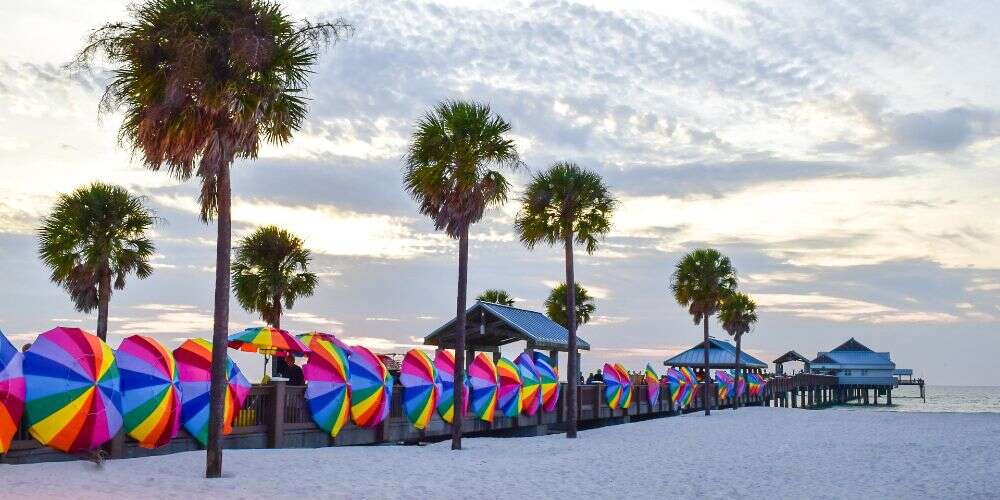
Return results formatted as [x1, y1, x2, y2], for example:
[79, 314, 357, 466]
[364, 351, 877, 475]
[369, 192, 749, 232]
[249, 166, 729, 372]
[423, 301, 590, 380]
[662, 337, 767, 374]
[772, 350, 810, 375]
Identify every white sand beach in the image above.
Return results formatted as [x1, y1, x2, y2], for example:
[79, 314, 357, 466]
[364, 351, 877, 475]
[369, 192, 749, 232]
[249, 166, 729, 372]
[1, 407, 998, 499]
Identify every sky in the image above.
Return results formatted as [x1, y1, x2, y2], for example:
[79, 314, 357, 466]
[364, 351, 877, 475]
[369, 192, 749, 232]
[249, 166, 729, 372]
[1, 0, 998, 385]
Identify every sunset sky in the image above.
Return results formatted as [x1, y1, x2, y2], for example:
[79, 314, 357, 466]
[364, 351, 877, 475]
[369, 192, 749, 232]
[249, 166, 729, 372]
[1, 1, 998, 384]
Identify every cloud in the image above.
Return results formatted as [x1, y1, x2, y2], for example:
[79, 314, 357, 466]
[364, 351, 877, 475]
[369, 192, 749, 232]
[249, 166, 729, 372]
[587, 315, 629, 326]
[365, 317, 400, 322]
[754, 293, 959, 324]
[153, 194, 448, 259]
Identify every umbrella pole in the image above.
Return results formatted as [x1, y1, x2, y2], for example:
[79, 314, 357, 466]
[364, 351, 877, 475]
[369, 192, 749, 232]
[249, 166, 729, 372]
[263, 355, 269, 382]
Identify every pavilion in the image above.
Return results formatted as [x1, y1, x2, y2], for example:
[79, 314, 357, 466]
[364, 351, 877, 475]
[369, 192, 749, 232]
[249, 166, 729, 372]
[423, 300, 590, 380]
[663, 337, 768, 372]
[772, 350, 810, 375]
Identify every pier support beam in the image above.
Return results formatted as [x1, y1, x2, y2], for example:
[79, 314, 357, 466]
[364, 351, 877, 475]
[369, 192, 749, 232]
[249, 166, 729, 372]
[887, 387, 892, 405]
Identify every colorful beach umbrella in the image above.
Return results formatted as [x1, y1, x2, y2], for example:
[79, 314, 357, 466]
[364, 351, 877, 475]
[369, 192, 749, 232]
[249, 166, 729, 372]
[680, 367, 699, 407]
[303, 337, 351, 438]
[348, 345, 392, 428]
[400, 349, 437, 430]
[615, 364, 633, 409]
[533, 352, 560, 413]
[297, 332, 351, 355]
[433, 350, 469, 424]
[23, 327, 122, 454]
[733, 371, 746, 398]
[496, 357, 522, 418]
[117, 335, 181, 449]
[602, 363, 623, 409]
[666, 367, 685, 408]
[644, 364, 660, 407]
[0, 330, 25, 454]
[468, 353, 497, 423]
[514, 352, 541, 417]
[715, 370, 734, 400]
[228, 326, 308, 356]
[174, 339, 251, 446]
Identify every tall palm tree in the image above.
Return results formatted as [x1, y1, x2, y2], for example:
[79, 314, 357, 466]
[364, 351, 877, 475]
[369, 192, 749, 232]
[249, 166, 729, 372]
[544, 283, 597, 329]
[477, 289, 515, 306]
[404, 100, 520, 450]
[719, 291, 757, 410]
[515, 162, 617, 439]
[669, 248, 738, 416]
[38, 183, 156, 341]
[77, 0, 349, 477]
[232, 225, 317, 329]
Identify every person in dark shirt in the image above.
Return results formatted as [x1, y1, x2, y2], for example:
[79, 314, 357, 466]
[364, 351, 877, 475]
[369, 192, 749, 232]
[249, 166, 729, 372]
[282, 355, 305, 385]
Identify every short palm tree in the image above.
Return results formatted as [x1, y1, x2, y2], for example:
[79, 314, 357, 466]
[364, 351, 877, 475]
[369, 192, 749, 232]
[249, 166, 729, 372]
[719, 292, 757, 410]
[232, 226, 317, 329]
[544, 283, 597, 329]
[38, 183, 155, 340]
[77, 0, 349, 477]
[404, 100, 520, 450]
[515, 162, 617, 438]
[669, 248, 738, 416]
[477, 289, 515, 306]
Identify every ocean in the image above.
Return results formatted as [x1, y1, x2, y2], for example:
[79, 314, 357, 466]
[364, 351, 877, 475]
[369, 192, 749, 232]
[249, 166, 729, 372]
[865, 385, 1000, 413]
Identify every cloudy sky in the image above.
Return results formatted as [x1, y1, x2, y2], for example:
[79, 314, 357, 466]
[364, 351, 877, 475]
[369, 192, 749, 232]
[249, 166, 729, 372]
[1, 0, 998, 384]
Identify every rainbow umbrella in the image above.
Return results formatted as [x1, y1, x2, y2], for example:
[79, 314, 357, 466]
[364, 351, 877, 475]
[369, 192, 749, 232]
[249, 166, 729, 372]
[644, 364, 660, 407]
[117, 335, 181, 449]
[680, 367, 699, 407]
[23, 327, 122, 454]
[303, 337, 351, 438]
[297, 332, 351, 355]
[715, 371, 734, 400]
[602, 363, 623, 409]
[400, 349, 437, 430]
[496, 357, 522, 418]
[228, 326, 308, 377]
[666, 367, 685, 408]
[533, 352, 560, 413]
[433, 350, 469, 424]
[174, 339, 250, 446]
[514, 352, 540, 417]
[732, 370, 746, 398]
[348, 345, 392, 428]
[469, 353, 497, 423]
[0, 330, 25, 454]
[615, 364, 633, 409]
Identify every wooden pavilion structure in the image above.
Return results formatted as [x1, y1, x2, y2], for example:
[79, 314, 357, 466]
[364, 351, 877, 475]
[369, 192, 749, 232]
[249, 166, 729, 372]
[423, 300, 590, 380]
[773, 350, 810, 375]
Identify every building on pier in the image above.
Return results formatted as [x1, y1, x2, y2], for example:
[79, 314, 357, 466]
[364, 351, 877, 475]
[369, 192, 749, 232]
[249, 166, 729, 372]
[808, 337, 895, 386]
[662, 337, 767, 372]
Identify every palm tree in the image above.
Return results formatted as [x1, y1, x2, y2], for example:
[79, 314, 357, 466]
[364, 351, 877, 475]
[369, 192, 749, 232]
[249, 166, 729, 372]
[38, 183, 156, 341]
[232, 225, 317, 329]
[669, 248, 738, 416]
[77, 0, 349, 477]
[404, 100, 520, 450]
[719, 292, 757, 410]
[544, 283, 597, 329]
[515, 162, 617, 439]
[477, 289, 515, 306]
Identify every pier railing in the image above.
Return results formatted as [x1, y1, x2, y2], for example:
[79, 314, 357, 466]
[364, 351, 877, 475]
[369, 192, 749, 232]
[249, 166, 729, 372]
[3, 380, 771, 464]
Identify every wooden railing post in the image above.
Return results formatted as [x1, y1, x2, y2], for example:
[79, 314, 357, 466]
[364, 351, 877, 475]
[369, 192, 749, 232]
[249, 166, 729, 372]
[269, 381, 286, 449]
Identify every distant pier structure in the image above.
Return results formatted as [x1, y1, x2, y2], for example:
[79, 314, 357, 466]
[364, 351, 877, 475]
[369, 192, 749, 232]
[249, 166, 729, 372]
[892, 368, 926, 402]
[807, 337, 906, 406]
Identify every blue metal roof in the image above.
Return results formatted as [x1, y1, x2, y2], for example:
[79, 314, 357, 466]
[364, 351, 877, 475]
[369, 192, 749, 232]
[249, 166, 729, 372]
[810, 338, 895, 369]
[424, 301, 590, 351]
[663, 337, 767, 369]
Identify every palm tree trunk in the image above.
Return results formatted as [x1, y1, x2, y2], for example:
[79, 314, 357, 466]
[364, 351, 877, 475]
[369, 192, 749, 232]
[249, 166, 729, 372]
[271, 293, 282, 377]
[734, 334, 742, 410]
[96, 267, 111, 341]
[451, 226, 469, 451]
[564, 236, 578, 438]
[702, 317, 711, 416]
[206, 162, 232, 479]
